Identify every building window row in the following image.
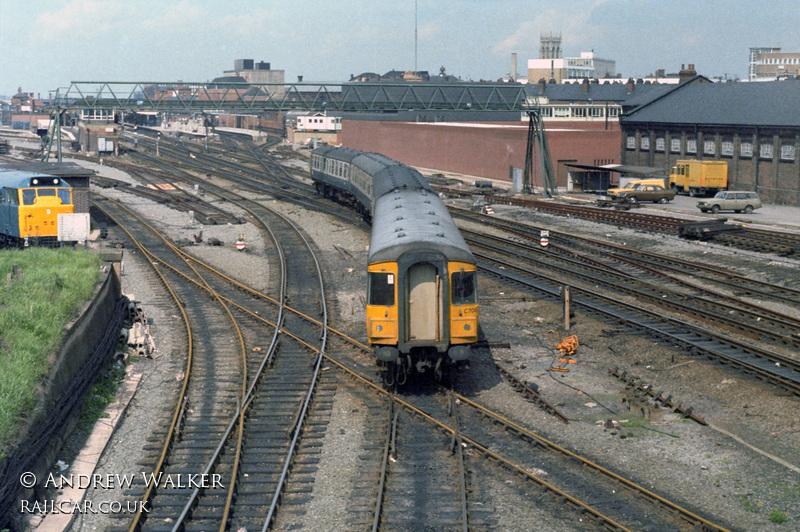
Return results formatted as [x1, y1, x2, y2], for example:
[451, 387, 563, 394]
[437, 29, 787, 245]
[761, 57, 800, 64]
[540, 104, 621, 119]
[628, 133, 798, 161]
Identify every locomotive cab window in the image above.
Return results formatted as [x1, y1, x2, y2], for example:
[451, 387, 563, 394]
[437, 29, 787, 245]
[369, 272, 395, 306]
[3, 188, 19, 205]
[37, 188, 56, 197]
[451, 271, 477, 305]
[21, 189, 36, 205]
[58, 188, 72, 204]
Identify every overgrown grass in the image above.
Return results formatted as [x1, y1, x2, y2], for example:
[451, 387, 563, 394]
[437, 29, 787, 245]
[0, 248, 100, 459]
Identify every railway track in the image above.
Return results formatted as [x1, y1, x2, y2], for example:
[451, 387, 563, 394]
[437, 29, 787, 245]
[77, 132, 784, 529]
[437, 186, 800, 256]
[92, 190, 333, 530]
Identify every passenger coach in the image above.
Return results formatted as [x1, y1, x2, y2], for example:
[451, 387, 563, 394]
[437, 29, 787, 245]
[0, 171, 74, 247]
[311, 146, 479, 384]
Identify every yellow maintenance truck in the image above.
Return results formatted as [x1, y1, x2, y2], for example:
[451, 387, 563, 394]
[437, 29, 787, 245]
[668, 160, 728, 197]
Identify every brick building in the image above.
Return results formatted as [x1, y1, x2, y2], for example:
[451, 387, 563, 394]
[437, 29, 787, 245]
[620, 78, 800, 206]
[340, 119, 620, 191]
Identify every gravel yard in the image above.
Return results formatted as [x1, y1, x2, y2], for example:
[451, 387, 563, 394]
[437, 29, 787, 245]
[49, 159, 800, 531]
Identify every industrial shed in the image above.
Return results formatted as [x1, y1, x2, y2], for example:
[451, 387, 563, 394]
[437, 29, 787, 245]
[621, 78, 800, 206]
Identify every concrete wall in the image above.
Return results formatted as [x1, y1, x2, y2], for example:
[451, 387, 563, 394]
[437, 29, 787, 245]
[339, 120, 620, 188]
[0, 267, 125, 528]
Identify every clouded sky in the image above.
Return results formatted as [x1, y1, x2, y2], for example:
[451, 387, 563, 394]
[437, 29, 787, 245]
[1, 0, 798, 97]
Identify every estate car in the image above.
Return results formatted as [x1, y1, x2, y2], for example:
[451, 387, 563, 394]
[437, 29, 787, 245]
[697, 191, 762, 214]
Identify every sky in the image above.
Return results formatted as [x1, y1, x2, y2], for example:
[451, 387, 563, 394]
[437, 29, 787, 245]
[1, 0, 799, 97]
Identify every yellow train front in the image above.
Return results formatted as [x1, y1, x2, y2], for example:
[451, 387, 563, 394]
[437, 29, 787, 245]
[310, 146, 479, 384]
[0, 171, 74, 247]
[366, 187, 479, 385]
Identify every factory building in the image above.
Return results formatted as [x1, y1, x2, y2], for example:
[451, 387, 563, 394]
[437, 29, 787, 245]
[620, 78, 800, 206]
[748, 47, 800, 81]
[527, 33, 616, 83]
[223, 59, 285, 94]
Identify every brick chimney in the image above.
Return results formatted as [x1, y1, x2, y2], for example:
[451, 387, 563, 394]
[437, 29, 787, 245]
[582, 77, 590, 93]
[679, 63, 697, 83]
[626, 78, 635, 94]
[538, 78, 547, 94]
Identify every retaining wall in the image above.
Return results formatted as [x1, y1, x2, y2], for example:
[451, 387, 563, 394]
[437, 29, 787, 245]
[0, 267, 125, 529]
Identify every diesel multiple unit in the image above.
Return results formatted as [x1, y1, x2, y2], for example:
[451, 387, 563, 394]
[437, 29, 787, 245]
[0, 171, 74, 247]
[311, 146, 478, 384]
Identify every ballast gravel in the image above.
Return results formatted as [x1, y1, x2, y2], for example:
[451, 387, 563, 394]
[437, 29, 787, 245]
[54, 159, 799, 532]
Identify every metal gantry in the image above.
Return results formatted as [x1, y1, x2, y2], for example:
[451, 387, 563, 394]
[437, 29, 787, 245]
[49, 81, 531, 113]
[45, 80, 555, 194]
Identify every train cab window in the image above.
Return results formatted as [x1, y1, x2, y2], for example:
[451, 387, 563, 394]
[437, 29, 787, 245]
[451, 271, 477, 305]
[369, 272, 395, 306]
[58, 188, 72, 204]
[38, 188, 56, 197]
[21, 189, 36, 205]
[3, 188, 19, 205]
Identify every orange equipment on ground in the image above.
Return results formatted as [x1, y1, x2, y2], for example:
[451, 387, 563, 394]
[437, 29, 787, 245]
[548, 330, 579, 372]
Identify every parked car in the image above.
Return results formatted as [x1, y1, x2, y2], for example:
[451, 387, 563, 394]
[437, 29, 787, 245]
[616, 183, 677, 204]
[697, 191, 762, 214]
[606, 178, 667, 197]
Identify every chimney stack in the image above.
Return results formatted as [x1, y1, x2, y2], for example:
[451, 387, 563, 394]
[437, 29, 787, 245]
[678, 63, 697, 83]
[511, 53, 517, 82]
[626, 78, 635, 94]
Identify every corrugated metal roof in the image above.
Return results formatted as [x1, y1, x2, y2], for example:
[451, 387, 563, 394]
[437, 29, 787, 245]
[622, 80, 800, 127]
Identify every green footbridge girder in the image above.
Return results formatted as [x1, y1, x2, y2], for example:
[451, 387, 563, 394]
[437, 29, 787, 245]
[44, 81, 555, 195]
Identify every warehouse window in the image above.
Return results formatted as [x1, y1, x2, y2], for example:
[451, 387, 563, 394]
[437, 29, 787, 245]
[687, 139, 697, 154]
[626, 136, 635, 149]
[451, 271, 477, 305]
[671, 138, 681, 153]
[640, 137, 650, 150]
[721, 140, 734, 157]
[780, 144, 795, 160]
[760, 143, 773, 159]
[369, 272, 395, 306]
[741, 142, 753, 158]
[655, 137, 665, 152]
[704, 140, 716, 155]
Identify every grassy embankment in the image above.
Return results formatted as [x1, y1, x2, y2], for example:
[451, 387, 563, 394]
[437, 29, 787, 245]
[0, 248, 100, 460]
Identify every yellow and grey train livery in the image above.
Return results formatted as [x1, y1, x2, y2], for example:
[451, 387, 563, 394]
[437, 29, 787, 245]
[0, 171, 74, 247]
[311, 146, 479, 384]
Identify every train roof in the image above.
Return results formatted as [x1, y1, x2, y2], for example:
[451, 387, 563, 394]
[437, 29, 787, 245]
[368, 188, 474, 264]
[312, 145, 431, 197]
[0, 170, 70, 188]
